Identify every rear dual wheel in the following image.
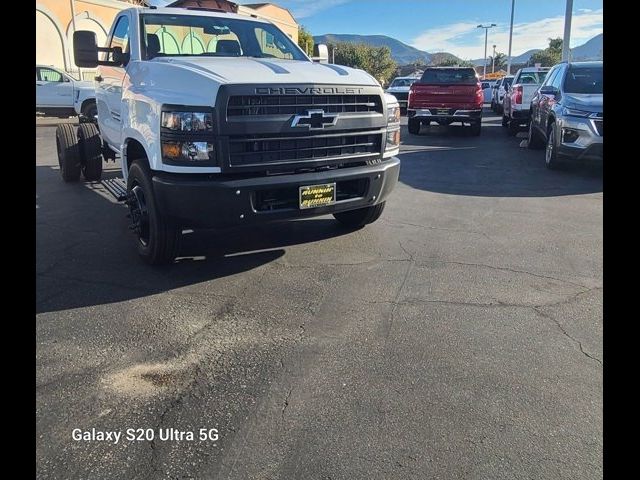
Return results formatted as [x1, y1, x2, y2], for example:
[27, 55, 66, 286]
[56, 124, 82, 182]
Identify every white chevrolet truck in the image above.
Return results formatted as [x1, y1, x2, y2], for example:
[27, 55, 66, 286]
[56, 6, 400, 264]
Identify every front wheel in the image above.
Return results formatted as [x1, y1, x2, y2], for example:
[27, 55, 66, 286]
[470, 121, 481, 136]
[545, 124, 564, 170]
[334, 202, 385, 228]
[126, 161, 182, 265]
[501, 114, 509, 127]
[507, 118, 520, 136]
[527, 120, 545, 149]
[408, 118, 420, 135]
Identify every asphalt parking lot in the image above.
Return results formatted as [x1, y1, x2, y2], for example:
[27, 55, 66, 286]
[36, 107, 603, 479]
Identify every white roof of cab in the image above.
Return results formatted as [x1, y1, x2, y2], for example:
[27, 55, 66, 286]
[132, 6, 270, 24]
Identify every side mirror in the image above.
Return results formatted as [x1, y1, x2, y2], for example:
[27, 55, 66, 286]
[74, 30, 99, 68]
[312, 44, 329, 64]
[540, 85, 559, 96]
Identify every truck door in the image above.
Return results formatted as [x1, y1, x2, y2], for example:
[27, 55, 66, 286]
[36, 66, 73, 107]
[96, 13, 130, 150]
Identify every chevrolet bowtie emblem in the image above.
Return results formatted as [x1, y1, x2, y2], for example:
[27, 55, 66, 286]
[291, 109, 337, 129]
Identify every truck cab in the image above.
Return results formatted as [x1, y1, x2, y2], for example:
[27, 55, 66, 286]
[58, 6, 401, 264]
[502, 66, 550, 135]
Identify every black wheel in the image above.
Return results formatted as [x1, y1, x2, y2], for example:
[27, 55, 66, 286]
[422, 120, 431, 126]
[545, 123, 563, 170]
[502, 113, 509, 127]
[507, 118, 519, 136]
[55, 124, 81, 182]
[470, 121, 481, 136]
[126, 161, 181, 265]
[81, 101, 98, 123]
[77, 123, 103, 181]
[491, 100, 496, 112]
[408, 118, 420, 135]
[334, 202, 385, 228]
[527, 119, 545, 149]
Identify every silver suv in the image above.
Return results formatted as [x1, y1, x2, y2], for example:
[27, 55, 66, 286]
[528, 61, 603, 169]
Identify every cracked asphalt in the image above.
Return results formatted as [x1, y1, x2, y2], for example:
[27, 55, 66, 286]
[36, 109, 603, 479]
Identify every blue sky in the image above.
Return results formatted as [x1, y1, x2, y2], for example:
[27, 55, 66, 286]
[150, 1, 603, 59]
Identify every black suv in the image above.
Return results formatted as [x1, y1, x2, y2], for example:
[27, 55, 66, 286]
[528, 61, 603, 169]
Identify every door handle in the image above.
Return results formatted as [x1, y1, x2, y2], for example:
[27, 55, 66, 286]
[94, 75, 103, 82]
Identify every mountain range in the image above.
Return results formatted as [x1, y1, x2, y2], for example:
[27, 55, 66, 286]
[313, 33, 603, 66]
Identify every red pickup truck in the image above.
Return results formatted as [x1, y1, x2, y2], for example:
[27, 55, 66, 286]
[407, 67, 484, 136]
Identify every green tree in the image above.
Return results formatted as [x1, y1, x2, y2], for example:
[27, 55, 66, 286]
[487, 52, 507, 70]
[332, 42, 397, 85]
[530, 37, 563, 66]
[298, 26, 314, 56]
[434, 57, 474, 67]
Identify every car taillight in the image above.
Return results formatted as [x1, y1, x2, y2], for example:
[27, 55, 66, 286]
[408, 87, 414, 106]
[475, 83, 483, 105]
[513, 85, 523, 104]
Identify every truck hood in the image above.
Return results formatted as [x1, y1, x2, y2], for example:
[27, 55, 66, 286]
[150, 57, 380, 86]
[564, 93, 603, 113]
[386, 86, 410, 93]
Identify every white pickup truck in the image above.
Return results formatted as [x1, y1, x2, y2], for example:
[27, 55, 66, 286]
[502, 66, 550, 135]
[36, 65, 97, 120]
[56, 6, 401, 264]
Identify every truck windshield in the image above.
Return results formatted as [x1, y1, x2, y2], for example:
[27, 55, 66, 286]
[419, 68, 477, 85]
[140, 14, 308, 61]
[390, 79, 415, 87]
[517, 71, 548, 84]
[564, 66, 603, 94]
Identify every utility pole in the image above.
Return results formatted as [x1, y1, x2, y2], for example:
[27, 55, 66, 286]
[332, 45, 335, 64]
[477, 24, 496, 79]
[506, 0, 515, 75]
[561, 0, 573, 61]
[492, 44, 496, 73]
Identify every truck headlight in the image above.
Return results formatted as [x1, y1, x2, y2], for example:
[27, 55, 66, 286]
[161, 141, 214, 162]
[161, 111, 213, 132]
[387, 105, 401, 125]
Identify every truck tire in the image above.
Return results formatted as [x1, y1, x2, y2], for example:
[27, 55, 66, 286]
[77, 123, 103, 181]
[502, 113, 509, 127]
[408, 118, 420, 135]
[126, 160, 181, 265]
[55, 124, 81, 182]
[333, 202, 385, 228]
[470, 121, 481, 136]
[507, 118, 519, 136]
[527, 120, 545, 149]
[81, 101, 98, 123]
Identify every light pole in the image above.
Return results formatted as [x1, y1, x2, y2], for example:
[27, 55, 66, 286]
[477, 24, 496, 79]
[561, 0, 573, 61]
[492, 44, 496, 73]
[506, 0, 515, 75]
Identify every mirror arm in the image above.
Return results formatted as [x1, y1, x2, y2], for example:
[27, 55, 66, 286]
[95, 46, 124, 67]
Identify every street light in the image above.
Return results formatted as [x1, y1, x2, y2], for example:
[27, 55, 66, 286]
[477, 23, 496, 79]
[507, 0, 515, 75]
[561, 0, 573, 61]
[492, 44, 496, 73]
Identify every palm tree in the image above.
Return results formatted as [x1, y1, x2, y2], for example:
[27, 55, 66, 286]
[487, 52, 507, 71]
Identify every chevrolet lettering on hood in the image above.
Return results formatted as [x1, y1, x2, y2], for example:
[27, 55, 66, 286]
[255, 87, 365, 95]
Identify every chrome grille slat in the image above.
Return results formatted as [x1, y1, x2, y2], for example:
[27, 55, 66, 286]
[227, 94, 383, 117]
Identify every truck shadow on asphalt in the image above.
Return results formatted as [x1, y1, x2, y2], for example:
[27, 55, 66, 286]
[36, 166, 358, 314]
[397, 121, 603, 197]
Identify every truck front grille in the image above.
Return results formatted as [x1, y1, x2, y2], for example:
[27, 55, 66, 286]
[228, 130, 383, 168]
[227, 94, 383, 117]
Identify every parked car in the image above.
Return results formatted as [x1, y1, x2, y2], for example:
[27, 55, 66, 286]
[502, 66, 550, 135]
[386, 76, 419, 111]
[407, 67, 484, 136]
[481, 81, 493, 103]
[527, 61, 602, 169]
[491, 75, 513, 112]
[36, 65, 97, 121]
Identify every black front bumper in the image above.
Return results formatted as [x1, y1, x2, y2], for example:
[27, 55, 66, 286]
[152, 158, 400, 228]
